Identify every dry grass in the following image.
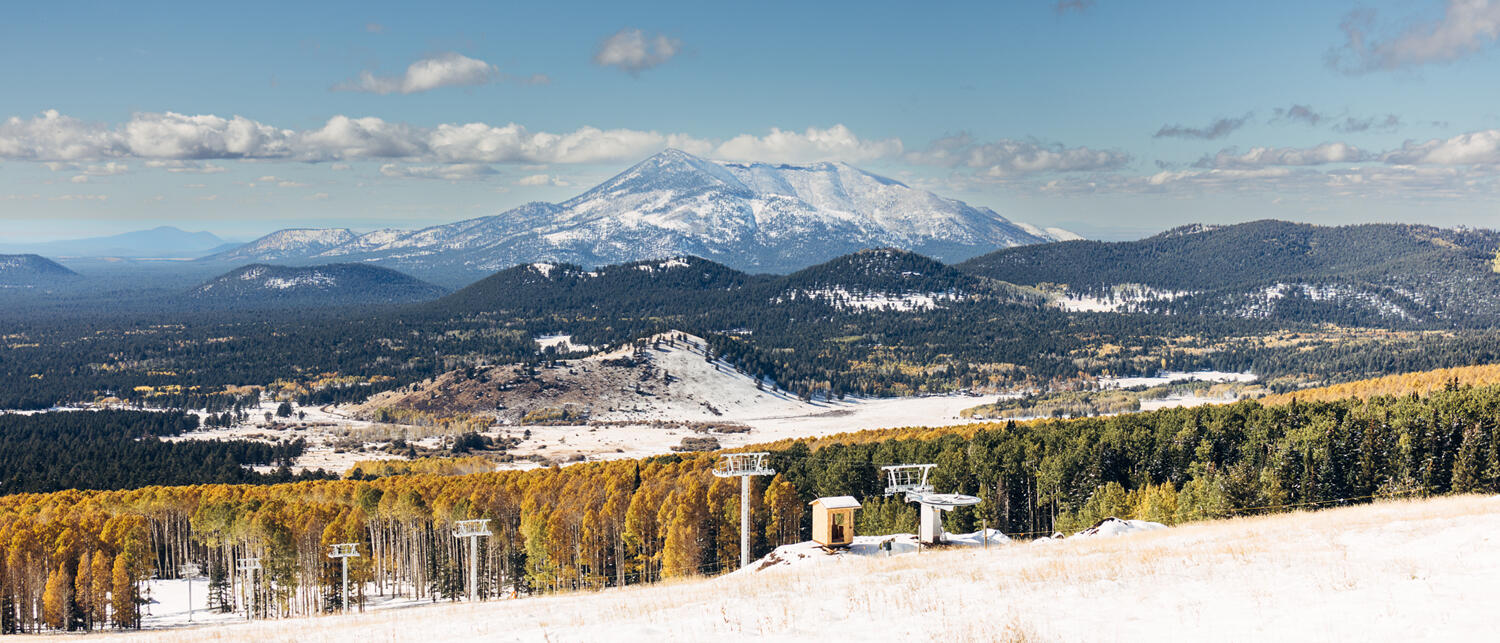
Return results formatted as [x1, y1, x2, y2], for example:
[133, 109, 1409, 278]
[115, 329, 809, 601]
[94, 495, 1500, 642]
[1260, 364, 1500, 405]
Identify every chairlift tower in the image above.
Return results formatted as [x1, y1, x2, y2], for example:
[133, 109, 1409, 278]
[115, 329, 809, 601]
[177, 563, 200, 623]
[713, 452, 775, 569]
[452, 519, 492, 602]
[327, 543, 359, 613]
[235, 557, 262, 620]
[882, 464, 982, 545]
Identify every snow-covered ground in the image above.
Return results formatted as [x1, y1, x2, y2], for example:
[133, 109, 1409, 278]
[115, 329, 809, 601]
[93, 495, 1500, 642]
[1098, 370, 1257, 390]
[1053, 286, 1192, 313]
[736, 529, 1011, 575]
[151, 333, 999, 474]
[775, 287, 963, 311]
[534, 334, 596, 354]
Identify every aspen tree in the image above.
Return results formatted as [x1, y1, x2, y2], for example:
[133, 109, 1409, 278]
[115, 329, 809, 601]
[73, 555, 91, 630]
[42, 563, 69, 630]
[111, 554, 135, 629]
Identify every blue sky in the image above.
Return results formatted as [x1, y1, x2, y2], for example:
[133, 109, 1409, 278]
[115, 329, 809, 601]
[3, 0, 1500, 242]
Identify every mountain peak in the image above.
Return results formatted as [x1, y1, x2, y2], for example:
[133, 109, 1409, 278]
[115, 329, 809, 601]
[204, 151, 1061, 277]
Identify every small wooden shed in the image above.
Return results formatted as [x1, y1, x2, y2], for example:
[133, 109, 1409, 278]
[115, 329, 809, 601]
[810, 496, 861, 547]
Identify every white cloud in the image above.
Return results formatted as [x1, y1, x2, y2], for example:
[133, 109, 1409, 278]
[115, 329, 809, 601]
[123, 112, 293, 158]
[329, 163, 352, 171]
[425, 121, 697, 164]
[44, 161, 129, 176]
[0, 110, 1092, 174]
[145, 160, 228, 173]
[907, 133, 1129, 176]
[308, 192, 330, 200]
[593, 28, 682, 75]
[379, 163, 497, 181]
[713, 125, 902, 163]
[335, 53, 500, 94]
[1382, 129, 1500, 165]
[515, 174, 571, 187]
[1331, 0, 1500, 73]
[1194, 143, 1370, 168]
[365, 22, 385, 34]
[50, 194, 108, 201]
[0, 110, 117, 160]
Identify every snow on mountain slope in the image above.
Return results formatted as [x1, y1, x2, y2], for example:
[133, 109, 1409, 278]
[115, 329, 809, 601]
[207, 150, 1068, 277]
[212, 228, 357, 263]
[188, 263, 446, 306]
[111, 495, 1500, 642]
[0, 253, 78, 286]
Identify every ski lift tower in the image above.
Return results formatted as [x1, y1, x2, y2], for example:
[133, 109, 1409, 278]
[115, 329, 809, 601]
[177, 563, 200, 623]
[327, 543, 359, 613]
[713, 452, 775, 569]
[882, 464, 981, 545]
[452, 519, 492, 602]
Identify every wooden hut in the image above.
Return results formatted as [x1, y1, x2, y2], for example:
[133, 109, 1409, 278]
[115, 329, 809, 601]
[809, 496, 861, 547]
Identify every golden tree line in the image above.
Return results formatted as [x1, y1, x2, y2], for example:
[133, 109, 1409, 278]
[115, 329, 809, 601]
[0, 454, 806, 631]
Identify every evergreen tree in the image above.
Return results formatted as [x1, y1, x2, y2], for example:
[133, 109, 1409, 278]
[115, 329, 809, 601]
[208, 561, 231, 613]
[1451, 425, 1487, 493]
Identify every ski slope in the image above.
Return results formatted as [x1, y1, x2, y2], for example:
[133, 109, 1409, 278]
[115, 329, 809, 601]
[94, 494, 1500, 642]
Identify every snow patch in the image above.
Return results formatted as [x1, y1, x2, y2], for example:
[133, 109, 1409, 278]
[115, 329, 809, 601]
[778, 287, 963, 311]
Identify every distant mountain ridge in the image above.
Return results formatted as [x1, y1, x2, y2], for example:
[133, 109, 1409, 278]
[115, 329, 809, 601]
[2, 226, 231, 258]
[207, 149, 1070, 281]
[957, 220, 1500, 327]
[189, 263, 447, 308]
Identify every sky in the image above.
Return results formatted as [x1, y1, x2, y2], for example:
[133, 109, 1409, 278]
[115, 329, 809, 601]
[3, 0, 1500, 242]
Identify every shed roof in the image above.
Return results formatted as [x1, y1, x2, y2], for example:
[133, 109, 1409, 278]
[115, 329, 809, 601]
[810, 496, 861, 509]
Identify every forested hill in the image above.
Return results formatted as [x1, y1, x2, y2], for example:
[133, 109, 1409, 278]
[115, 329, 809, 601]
[957, 220, 1500, 326]
[0, 254, 77, 286]
[435, 248, 1037, 318]
[781, 248, 983, 293]
[431, 256, 770, 316]
[958, 220, 1500, 290]
[188, 263, 448, 308]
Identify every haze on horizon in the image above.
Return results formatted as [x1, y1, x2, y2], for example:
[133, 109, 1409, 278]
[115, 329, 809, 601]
[4, 0, 1500, 243]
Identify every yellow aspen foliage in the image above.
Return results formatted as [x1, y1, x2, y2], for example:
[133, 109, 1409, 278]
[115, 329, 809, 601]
[74, 555, 92, 630]
[42, 562, 71, 630]
[111, 554, 135, 630]
[90, 551, 111, 627]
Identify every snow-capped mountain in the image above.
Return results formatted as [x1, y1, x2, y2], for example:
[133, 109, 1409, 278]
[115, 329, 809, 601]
[206, 149, 1072, 281]
[213, 228, 359, 263]
[188, 263, 446, 307]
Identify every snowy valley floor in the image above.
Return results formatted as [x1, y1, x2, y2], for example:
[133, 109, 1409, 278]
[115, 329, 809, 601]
[94, 494, 1499, 642]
